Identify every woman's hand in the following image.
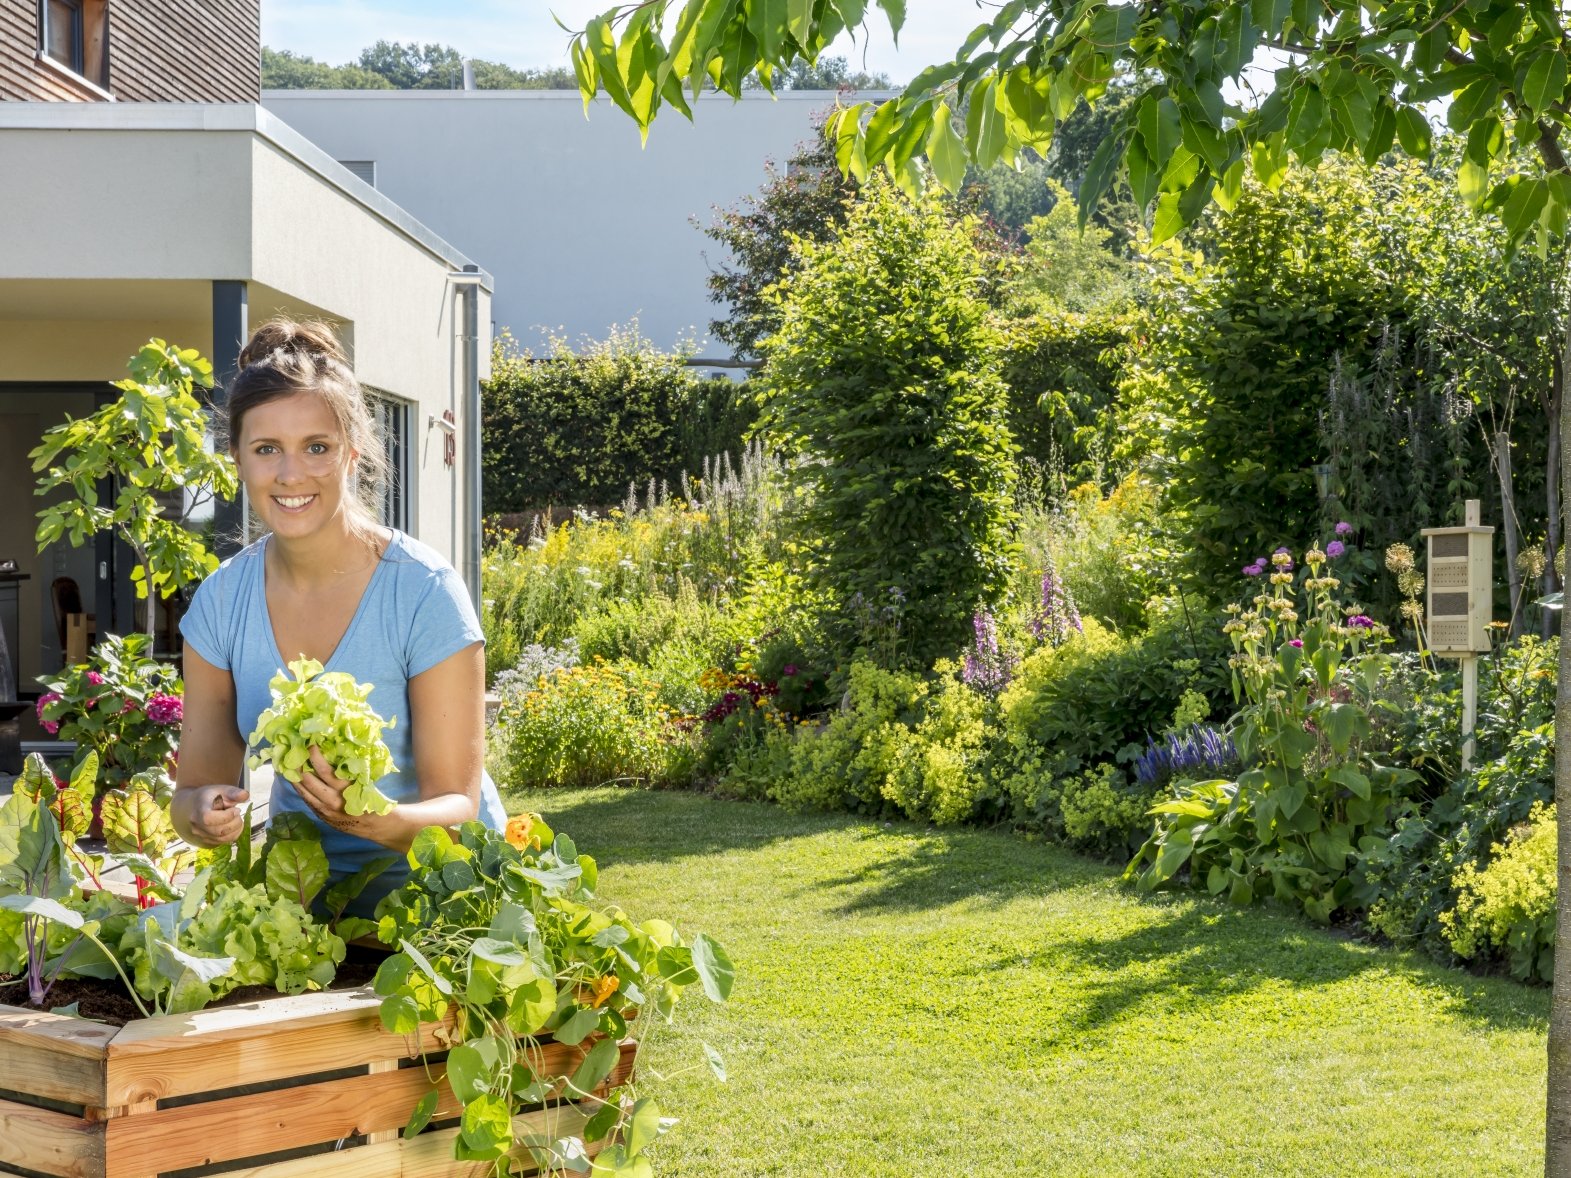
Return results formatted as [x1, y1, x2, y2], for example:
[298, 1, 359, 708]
[291, 746, 388, 840]
[172, 784, 250, 848]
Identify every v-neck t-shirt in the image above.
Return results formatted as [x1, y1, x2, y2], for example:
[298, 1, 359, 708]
[179, 528, 507, 898]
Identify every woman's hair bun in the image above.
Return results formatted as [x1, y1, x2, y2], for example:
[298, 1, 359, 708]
[238, 318, 347, 369]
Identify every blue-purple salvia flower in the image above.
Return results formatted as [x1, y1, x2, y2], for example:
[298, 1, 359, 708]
[1134, 725, 1241, 792]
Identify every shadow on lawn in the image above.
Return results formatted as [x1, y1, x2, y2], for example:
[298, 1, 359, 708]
[1013, 899, 1549, 1038]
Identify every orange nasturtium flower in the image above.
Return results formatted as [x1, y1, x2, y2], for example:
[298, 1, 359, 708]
[505, 813, 541, 851]
[590, 974, 620, 1008]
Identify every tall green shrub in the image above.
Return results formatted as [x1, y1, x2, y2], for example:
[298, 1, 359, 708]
[481, 326, 755, 511]
[758, 175, 1020, 668]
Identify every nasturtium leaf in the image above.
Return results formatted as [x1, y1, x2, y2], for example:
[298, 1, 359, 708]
[568, 1036, 620, 1098]
[555, 1004, 600, 1046]
[401, 939, 454, 996]
[702, 1040, 728, 1082]
[507, 976, 557, 1036]
[470, 936, 530, 968]
[456, 1092, 513, 1160]
[380, 992, 421, 1035]
[403, 1090, 438, 1139]
[446, 1042, 492, 1104]
[690, 933, 735, 1002]
[625, 1098, 662, 1157]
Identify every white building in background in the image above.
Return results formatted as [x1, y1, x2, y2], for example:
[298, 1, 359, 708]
[261, 89, 894, 362]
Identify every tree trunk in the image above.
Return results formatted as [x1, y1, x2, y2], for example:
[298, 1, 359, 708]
[1547, 317, 1571, 1176]
[1497, 430, 1524, 637]
[1548, 349, 1564, 640]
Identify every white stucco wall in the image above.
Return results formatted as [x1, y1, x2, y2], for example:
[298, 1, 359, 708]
[261, 89, 891, 358]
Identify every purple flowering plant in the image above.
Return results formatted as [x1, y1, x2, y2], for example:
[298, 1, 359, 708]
[36, 632, 183, 794]
[1128, 534, 1416, 924]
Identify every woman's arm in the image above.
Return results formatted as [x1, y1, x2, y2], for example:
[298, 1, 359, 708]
[291, 640, 486, 853]
[170, 647, 250, 847]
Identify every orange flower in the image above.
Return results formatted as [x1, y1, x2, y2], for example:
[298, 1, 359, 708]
[505, 813, 539, 850]
[590, 974, 620, 1008]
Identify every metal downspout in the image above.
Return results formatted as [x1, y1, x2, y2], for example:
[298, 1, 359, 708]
[461, 264, 483, 620]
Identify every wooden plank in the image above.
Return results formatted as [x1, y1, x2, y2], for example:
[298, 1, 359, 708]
[102, 1042, 635, 1178]
[102, 986, 439, 1106]
[0, 1007, 113, 1106]
[215, 1103, 600, 1178]
[0, 1095, 103, 1178]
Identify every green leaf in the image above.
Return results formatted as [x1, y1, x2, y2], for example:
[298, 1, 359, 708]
[446, 1042, 492, 1104]
[568, 1036, 620, 1098]
[400, 939, 454, 996]
[0, 893, 83, 928]
[691, 933, 736, 1002]
[964, 75, 1009, 170]
[380, 993, 421, 1035]
[457, 1092, 513, 1160]
[1448, 77, 1499, 132]
[265, 838, 329, 910]
[625, 1098, 662, 1157]
[403, 1090, 438, 1139]
[876, 0, 905, 42]
[926, 102, 966, 193]
[1521, 49, 1567, 117]
[703, 1040, 728, 1082]
[554, 1005, 601, 1046]
[1394, 105, 1432, 157]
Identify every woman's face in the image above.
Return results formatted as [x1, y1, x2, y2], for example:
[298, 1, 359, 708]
[234, 391, 358, 541]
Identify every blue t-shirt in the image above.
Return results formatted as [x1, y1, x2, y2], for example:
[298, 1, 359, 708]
[179, 529, 506, 901]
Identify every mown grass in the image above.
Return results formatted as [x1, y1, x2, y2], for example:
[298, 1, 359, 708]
[523, 787, 1547, 1177]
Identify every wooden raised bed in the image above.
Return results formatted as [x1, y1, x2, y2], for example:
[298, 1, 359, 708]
[0, 987, 636, 1178]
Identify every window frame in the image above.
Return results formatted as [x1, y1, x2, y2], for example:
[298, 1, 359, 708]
[37, 0, 110, 96]
[366, 390, 413, 534]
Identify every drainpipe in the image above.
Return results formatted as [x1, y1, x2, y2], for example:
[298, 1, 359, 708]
[449, 265, 484, 618]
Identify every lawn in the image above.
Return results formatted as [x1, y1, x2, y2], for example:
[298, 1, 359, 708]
[525, 787, 1548, 1177]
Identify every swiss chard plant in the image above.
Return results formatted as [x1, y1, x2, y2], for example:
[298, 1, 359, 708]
[1127, 537, 1419, 923]
[372, 815, 734, 1175]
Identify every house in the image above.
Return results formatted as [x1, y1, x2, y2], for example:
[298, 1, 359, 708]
[261, 87, 893, 362]
[0, 0, 491, 709]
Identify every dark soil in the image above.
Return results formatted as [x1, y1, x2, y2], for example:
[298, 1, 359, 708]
[0, 947, 385, 1027]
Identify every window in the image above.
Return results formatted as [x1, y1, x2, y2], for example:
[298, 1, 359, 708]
[367, 392, 411, 532]
[39, 0, 109, 90]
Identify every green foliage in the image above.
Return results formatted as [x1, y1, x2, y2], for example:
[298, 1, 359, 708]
[1058, 763, 1157, 857]
[994, 608, 1224, 843]
[1004, 180, 1139, 318]
[36, 632, 182, 791]
[996, 312, 1135, 485]
[1019, 476, 1175, 633]
[1442, 802, 1556, 982]
[758, 176, 1020, 668]
[481, 446, 792, 682]
[482, 326, 755, 511]
[263, 42, 579, 91]
[490, 660, 683, 790]
[880, 660, 995, 825]
[1128, 545, 1419, 922]
[701, 118, 861, 360]
[372, 821, 729, 1170]
[1363, 637, 1559, 961]
[31, 341, 237, 619]
[246, 656, 398, 817]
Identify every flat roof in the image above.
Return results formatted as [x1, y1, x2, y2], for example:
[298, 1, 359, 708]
[0, 102, 492, 288]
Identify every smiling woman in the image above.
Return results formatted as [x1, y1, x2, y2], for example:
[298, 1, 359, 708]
[168, 318, 507, 913]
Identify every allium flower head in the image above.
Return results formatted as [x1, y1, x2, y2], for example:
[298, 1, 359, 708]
[1335, 521, 1354, 537]
[1326, 540, 1346, 559]
[1385, 543, 1415, 574]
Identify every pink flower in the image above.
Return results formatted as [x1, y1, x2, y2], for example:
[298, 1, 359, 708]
[84, 671, 104, 687]
[1288, 639, 1303, 648]
[146, 694, 183, 726]
[40, 719, 59, 735]
[35, 692, 60, 723]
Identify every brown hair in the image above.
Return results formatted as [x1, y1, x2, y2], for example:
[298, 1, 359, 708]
[223, 318, 389, 537]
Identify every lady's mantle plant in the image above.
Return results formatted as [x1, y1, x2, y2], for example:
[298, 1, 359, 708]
[1127, 535, 1418, 923]
[373, 816, 733, 1175]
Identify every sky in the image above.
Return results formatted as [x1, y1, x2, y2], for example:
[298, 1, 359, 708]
[260, 0, 994, 83]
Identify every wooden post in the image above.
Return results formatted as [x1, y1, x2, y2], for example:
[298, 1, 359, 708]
[1461, 498, 1482, 770]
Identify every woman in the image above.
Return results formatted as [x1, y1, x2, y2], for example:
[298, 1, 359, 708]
[170, 319, 506, 906]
